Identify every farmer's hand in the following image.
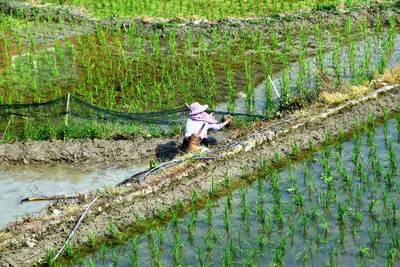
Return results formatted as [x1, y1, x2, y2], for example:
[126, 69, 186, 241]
[223, 115, 232, 127]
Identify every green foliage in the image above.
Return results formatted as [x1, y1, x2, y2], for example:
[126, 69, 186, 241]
[64, 242, 75, 258]
[45, 248, 55, 266]
[8, 118, 175, 142]
[313, 2, 337, 12]
[85, 232, 97, 250]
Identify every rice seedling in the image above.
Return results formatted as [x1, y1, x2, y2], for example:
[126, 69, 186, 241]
[396, 112, 400, 142]
[45, 248, 55, 266]
[210, 177, 217, 197]
[337, 202, 346, 224]
[223, 202, 231, 234]
[129, 237, 139, 267]
[64, 242, 75, 258]
[99, 242, 107, 259]
[110, 249, 118, 266]
[240, 187, 249, 221]
[85, 232, 97, 251]
[205, 197, 213, 226]
[85, 257, 95, 267]
[391, 199, 397, 226]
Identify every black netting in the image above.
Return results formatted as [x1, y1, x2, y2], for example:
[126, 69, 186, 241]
[0, 96, 66, 110]
[68, 95, 190, 125]
[0, 94, 265, 124]
[0, 96, 67, 119]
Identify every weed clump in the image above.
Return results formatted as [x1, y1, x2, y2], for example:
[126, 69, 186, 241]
[382, 65, 400, 85]
[320, 84, 370, 105]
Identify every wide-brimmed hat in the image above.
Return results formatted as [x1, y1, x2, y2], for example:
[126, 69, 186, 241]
[188, 102, 208, 115]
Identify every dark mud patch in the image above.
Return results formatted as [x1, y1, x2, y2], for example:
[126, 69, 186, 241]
[0, 83, 399, 266]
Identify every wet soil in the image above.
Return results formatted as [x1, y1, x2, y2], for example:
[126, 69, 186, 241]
[0, 83, 399, 266]
[0, 129, 237, 166]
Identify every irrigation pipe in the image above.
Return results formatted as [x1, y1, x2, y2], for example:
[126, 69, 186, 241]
[52, 196, 100, 262]
[119, 156, 217, 185]
[213, 117, 296, 153]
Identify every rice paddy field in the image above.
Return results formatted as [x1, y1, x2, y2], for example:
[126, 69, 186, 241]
[24, 0, 387, 19]
[1, 0, 400, 266]
[1, 0, 400, 141]
[0, 4, 396, 111]
[60, 113, 400, 266]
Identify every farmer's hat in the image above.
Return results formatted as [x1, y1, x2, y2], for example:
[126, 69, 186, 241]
[188, 102, 209, 116]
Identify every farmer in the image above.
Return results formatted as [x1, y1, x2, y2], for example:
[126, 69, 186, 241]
[182, 102, 231, 152]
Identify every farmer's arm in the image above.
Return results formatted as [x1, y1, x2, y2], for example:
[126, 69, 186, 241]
[208, 120, 229, 131]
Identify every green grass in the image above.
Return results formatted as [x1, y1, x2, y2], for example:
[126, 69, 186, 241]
[0, 117, 181, 143]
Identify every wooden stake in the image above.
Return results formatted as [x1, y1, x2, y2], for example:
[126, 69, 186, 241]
[268, 75, 281, 99]
[65, 93, 71, 126]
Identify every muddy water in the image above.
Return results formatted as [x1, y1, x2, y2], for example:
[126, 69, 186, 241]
[0, 163, 146, 228]
[72, 118, 400, 266]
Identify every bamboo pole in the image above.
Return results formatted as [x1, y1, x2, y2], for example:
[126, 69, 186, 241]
[20, 195, 79, 203]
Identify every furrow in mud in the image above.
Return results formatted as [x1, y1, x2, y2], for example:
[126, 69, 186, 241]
[0, 82, 399, 266]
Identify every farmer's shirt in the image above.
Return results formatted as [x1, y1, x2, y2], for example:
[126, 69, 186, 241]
[184, 119, 228, 139]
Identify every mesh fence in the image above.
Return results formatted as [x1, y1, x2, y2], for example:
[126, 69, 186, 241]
[0, 94, 265, 125]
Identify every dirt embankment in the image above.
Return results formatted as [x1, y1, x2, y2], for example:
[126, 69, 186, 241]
[0, 130, 236, 166]
[0, 81, 399, 266]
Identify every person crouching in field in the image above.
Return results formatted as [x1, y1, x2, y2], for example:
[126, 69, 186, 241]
[182, 102, 231, 152]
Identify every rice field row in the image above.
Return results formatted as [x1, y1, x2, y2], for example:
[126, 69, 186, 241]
[52, 111, 400, 266]
[36, 0, 385, 19]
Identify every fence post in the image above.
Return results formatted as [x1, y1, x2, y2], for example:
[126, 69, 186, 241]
[65, 93, 71, 126]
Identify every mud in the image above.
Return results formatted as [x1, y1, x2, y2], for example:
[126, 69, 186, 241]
[0, 130, 235, 166]
[0, 82, 399, 266]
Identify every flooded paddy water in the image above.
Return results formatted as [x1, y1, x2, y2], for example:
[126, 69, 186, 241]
[0, 163, 146, 228]
[64, 117, 400, 266]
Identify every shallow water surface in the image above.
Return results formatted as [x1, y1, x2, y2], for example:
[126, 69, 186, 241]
[0, 163, 146, 228]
